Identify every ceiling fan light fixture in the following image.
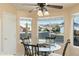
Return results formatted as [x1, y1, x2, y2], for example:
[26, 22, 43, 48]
[28, 3, 63, 16]
[37, 10, 43, 16]
[44, 11, 49, 16]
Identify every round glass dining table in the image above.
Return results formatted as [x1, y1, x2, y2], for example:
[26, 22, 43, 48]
[39, 43, 61, 56]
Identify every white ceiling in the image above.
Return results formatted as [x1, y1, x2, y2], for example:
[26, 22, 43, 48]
[12, 3, 77, 11]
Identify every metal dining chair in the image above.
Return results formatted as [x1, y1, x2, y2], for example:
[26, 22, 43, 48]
[49, 39, 70, 56]
[21, 38, 39, 56]
[22, 44, 39, 56]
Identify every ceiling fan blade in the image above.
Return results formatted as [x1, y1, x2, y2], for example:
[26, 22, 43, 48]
[47, 5, 63, 9]
[20, 3, 37, 6]
[29, 7, 39, 13]
[29, 9, 34, 13]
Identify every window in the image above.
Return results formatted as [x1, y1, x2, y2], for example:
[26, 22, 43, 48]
[73, 14, 79, 46]
[38, 17, 64, 44]
[20, 17, 32, 42]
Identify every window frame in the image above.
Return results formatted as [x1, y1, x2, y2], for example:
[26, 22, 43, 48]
[37, 16, 65, 43]
[72, 13, 79, 48]
[19, 17, 32, 40]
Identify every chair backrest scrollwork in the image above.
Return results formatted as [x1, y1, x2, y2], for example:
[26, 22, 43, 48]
[62, 39, 70, 56]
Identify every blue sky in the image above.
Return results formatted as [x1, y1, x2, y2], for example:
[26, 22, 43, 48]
[74, 16, 79, 30]
[20, 20, 31, 27]
[74, 16, 79, 24]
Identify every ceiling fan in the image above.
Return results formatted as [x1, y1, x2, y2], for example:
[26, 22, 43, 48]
[28, 3, 63, 13]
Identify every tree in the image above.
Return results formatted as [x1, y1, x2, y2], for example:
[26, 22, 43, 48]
[51, 25, 60, 33]
[43, 28, 49, 32]
[56, 25, 60, 33]
[39, 26, 42, 32]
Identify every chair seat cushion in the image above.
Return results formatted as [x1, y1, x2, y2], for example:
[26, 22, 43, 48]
[49, 53, 62, 56]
